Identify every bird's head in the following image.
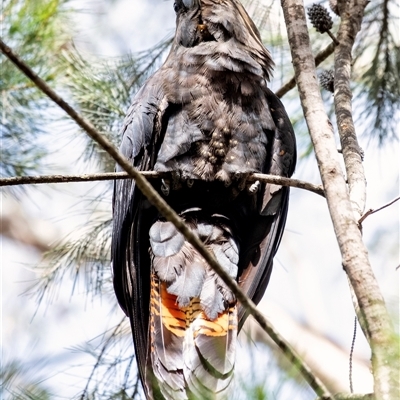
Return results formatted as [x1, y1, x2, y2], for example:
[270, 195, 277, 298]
[172, 0, 273, 78]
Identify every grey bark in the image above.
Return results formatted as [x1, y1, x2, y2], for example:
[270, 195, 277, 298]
[334, 0, 367, 221]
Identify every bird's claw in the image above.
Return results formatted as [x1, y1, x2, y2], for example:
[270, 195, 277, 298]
[248, 180, 260, 194]
[161, 179, 170, 196]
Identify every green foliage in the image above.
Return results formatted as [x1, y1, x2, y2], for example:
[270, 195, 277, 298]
[74, 319, 142, 399]
[31, 214, 113, 305]
[59, 37, 172, 171]
[1, 0, 72, 177]
[1, 359, 52, 400]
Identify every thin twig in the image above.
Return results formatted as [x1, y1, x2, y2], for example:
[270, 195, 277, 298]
[275, 42, 336, 98]
[252, 173, 325, 196]
[349, 316, 358, 393]
[358, 196, 400, 226]
[80, 319, 125, 400]
[346, 275, 370, 344]
[0, 37, 334, 399]
[317, 395, 374, 400]
[0, 172, 160, 186]
[0, 171, 325, 197]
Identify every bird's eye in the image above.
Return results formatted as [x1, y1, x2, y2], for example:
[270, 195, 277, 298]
[174, 0, 195, 13]
[182, 0, 195, 8]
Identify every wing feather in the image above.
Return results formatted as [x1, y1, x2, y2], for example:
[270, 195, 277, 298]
[237, 88, 296, 326]
[111, 73, 168, 393]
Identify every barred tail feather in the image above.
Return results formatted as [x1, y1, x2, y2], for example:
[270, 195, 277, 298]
[183, 305, 237, 399]
[149, 275, 187, 400]
[148, 214, 239, 399]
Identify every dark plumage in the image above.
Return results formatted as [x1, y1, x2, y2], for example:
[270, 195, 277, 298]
[112, 1, 296, 399]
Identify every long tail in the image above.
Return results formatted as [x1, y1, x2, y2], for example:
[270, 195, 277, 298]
[146, 212, 238, 399]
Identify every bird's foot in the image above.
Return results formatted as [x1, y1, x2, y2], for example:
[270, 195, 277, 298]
[162, 171, 196, 195]
[215, 170, 257, 195]
[234, 171, 251, 192]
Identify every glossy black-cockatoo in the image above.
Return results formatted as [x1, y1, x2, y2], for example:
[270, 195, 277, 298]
[112, 0, 296, 399]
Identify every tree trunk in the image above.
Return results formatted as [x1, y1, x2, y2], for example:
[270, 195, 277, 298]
[280, 1, 398, 398]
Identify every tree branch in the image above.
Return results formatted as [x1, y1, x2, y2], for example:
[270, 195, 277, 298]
[0, 171, 325, 197]
[279, 2, 397, 399]
[333, 0, 371, 350]
[334, 2, 398, 398]
[317, 395, 374, 400]
[358, 196, 400, 226]
[334, 0, 367, 221]
[275, 42, 336, 98]
[0, 172, 159, 186]
[0, 37, 335, 399]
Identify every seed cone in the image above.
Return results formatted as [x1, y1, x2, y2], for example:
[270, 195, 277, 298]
[319, 69, 335, 93]
[307, 4, 334, 33]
